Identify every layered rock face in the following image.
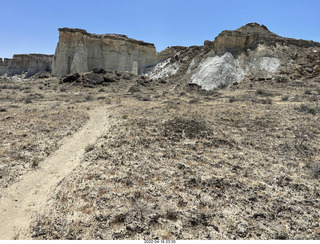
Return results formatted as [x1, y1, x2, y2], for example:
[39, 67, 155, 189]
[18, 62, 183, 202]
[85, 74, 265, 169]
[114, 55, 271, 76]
[0, 58, 12, 76]
[150, 23, 320, 90]
[207, 23, 320, 55]
[52, 28, 161, 77]
[6, 54, 53, 78]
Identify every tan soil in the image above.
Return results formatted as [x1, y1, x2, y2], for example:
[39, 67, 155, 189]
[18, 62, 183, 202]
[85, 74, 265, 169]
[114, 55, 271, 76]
[0, 105, 113, 239]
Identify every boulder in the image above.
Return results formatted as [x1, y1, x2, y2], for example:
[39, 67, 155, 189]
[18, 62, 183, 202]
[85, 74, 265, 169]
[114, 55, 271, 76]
[83, 72, 104, 84]
[61, 73, 81, 83]
[103, 73, 119, 83]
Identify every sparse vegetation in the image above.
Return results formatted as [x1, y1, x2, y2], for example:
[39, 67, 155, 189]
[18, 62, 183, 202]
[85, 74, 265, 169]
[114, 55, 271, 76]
[1, 67, 320, 240]
[255, 89, 274, 96]
[311, 163, 320, 179]
[296, 103, 319, 115]
[31, 157, 41, 168]
[85, 95, 93, 101]
[59, 87, 67, 92]
[85, 143, 94, 152]
[128, 85, 141, 93]
[24, 96, 32, 104]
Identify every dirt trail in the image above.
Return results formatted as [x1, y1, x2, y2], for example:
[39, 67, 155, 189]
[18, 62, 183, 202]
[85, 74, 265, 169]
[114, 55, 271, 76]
[0, 105, 112, 239]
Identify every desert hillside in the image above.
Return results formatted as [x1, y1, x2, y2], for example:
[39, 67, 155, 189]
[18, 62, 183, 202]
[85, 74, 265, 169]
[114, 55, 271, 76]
[0, 23, 320, 240]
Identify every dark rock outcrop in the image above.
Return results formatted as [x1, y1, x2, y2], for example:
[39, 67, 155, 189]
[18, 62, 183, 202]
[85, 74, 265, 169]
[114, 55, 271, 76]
[59, 69, 149, 87]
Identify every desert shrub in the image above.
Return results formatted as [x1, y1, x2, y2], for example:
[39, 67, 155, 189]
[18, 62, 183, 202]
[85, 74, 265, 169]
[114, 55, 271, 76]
[256, 89, 274, 96]
[166, 210, 178, 221]
[32, 93, 44, 99]
[308, 95, 319, 102]
[304, 90, 312, 95]
[261, 98, 273, 104]
[198, 89, 219, 96]
[24, 96, 32, 104]
[291, 124, 316, 156]
[85, 95, 93, 101]
[312, 164, 320, 179]
[217, 83, 227, 89]
[275, 76, 290, 83]
[85, 144, 95, 152]
[135, 94, 151, 101]
[251, 97, 272, 104]
[0, 84, 20, 89]
[188, 98, 199, 104]
[128, 85, 140, 94]
[31, 157, 41, 168]
[281, 95, 290, 101]
[296, 103, 319, 115]
[229, 96, 238, 103]
[60, 87, 67, 92]
[163, 116, 211, 140]
[291, 95, 300, 102]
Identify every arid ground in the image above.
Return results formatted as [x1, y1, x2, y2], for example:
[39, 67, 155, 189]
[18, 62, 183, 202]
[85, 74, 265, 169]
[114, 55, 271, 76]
[0, 73, 320, 239]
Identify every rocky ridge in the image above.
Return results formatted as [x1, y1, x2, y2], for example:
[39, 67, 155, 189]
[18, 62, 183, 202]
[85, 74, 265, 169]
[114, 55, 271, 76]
[149, 23, 320, 90]
[0, 54, 53, 78]
[209, 23, 320, 55]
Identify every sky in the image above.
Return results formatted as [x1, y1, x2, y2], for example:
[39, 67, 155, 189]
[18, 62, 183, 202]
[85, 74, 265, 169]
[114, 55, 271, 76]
[0, 0, 319, 58]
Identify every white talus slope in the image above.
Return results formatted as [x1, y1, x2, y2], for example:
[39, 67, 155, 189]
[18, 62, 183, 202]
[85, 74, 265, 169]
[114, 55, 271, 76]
[190, 53, 246, 90]
[190, 53, 281, 90]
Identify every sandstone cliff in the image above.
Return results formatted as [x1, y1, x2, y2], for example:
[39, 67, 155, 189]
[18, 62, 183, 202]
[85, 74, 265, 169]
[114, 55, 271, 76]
[207, 23, 320, 55]
[52, 28, 162, 77]
[6, 54, 53, 78]
[0, 58, 12, 76]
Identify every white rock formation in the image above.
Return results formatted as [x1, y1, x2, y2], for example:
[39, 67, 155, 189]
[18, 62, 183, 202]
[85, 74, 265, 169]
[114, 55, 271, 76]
[191, 53, 246, 90]
[190, 52, 281, 90]
[132, 61, 138, 75]
[148, 58, 181, 79]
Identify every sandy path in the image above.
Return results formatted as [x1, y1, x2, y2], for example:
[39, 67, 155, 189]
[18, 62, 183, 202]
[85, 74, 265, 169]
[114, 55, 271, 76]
[0, 106, 111, 239]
